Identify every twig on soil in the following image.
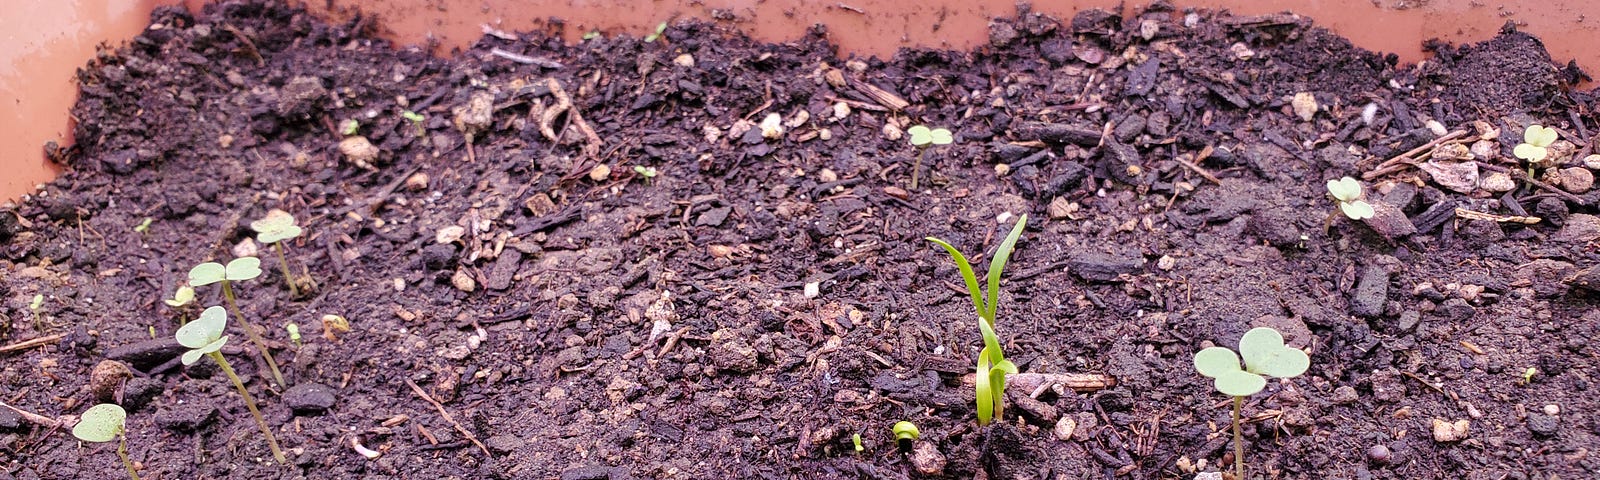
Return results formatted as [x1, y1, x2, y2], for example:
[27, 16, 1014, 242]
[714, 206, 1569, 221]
[221, 23, 265, 67]
[1363, 129, 1470, 180]
[1178, 145, 1222, 184]
[540, 78, 602, 157]
[0, 334, 65, 354]
[403, 379, 492, 457]
[1401, 371, 1458, 401]
[487, 48, 563, 69]
[0, 401, 62, 429]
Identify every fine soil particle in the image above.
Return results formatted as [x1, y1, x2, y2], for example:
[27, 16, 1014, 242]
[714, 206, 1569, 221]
[3, 1, 1600, 478]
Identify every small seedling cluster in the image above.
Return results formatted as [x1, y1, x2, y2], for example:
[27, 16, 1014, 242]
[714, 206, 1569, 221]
[1193, 327, 1309, 480]
[250, 209, 308, 297]
[927, 214, 1027, 426]
[177, 307, 286, 464]
[906, 125, 953, 190]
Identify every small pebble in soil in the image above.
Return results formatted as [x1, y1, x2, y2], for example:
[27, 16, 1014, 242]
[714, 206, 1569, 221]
[154, 403, 219, 432]
[1543, 404, 1560, 415]
[1525, 413, 1560, 437]
[1430, 418, 1470, 442]
[1332, 386, 1360, 405]
[1367, 444, 1393, 465]
[283, 383, 337, 415]
[911, 441, 947, 475]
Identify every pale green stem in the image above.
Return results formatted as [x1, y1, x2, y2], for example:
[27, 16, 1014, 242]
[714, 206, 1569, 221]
[117, 435, 141, 480]
[273, 243, 299, 298]
[221, 280, 287, 389]
[1233, 396, 1246, 480]
[910, 148, 927, 190]
[209, 351, 287, 464]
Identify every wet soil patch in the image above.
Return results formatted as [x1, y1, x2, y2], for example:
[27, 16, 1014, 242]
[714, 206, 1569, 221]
[3, 1, 1600, 478]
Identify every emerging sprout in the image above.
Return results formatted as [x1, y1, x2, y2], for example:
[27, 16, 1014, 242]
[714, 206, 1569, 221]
[340, 119, 361, 136]
[905, 125, 953, 190]
[582, 30, 602, 40]
[72, 403, 140, 480]
[1193, 327, 1309, 480]
[286, 323, 302, 347]
[133, 217, 153, 234]
[29, 294, 44, 330]
[163, 286, 195, 308]
[1519, 366, 1537, 386]
[1514, 125, 1558, 164]
[644, 22, 667, 42]
[927, 214, 1027, 426]
[633, 165, 659, 185]
[188, 257, 285, 389]
[892, 421, 920, 443]
[851, 433, 864, 453]
[401, 110, 426, 137]
[1325, 177, 1374, 221]
[250, 209, 308, 297]
[176, 306, 286, 464]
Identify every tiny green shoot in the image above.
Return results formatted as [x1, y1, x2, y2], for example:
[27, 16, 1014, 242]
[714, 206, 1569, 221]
[250, 209, 306, 298]
[1519, 366, 1537, 386]
[851, 433, 864, 453]
[1514, 124, 1558, 164]
[286, 323, 302, 347]
[401, 110, 425, 137]
[163, 286, 194, 308]
[29, 294, 44, 330]
[72, 403, 140, 480]
[133, 217, 153, 234]
[906, 125, 953, 190]
[189, 257, 286, 389]
[644, 22, 667, 42]
[582, 30, 602, 40]
[1193, 327, 1309, 480]
[339, 119, 361, 136]
[633, 165, 658, 185]
[927, 214, 1027, 426]
[892, 421, 920, 445]
[177, 306, 286, 464]
[1325, 177, 1373, 221]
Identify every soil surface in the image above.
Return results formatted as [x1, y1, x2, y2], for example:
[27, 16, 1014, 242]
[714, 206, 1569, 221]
[3, 1, 1599, 479]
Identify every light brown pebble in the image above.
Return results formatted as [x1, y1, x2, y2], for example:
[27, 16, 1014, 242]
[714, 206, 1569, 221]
[588, 164, 612, 182]
[1431, 418, 1470, 442]
[1561, 167, 1594, 193]
[451, 270, 476, 292]
[911, 441, 946, 474]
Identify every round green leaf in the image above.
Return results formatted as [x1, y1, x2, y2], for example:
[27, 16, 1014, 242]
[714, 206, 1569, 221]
[1213, 369, 1267, 397]
[188, 262, 226, 287]
[1514, 143, 1548, 162]
[1255, 346, 1310, 379]
[1340, 200, 1374, 220]
[928, 128, 953, 145]
[908, 125, 932, 146]
[176, 306, 228, 349]
[164, 286, 195, 307]
[225, 257, 262, 281]
[72, 404, 126, 443]
[1239, 328, 1287, 371]
[1325, 177, 1361, 202]
[251, 210, 303, 244]
[181, 336, 229, 366]
[1193, 347, 1243, 378]
[1525, 125, 1557, 148]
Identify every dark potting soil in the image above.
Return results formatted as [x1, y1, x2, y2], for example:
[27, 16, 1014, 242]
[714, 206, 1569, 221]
[2, 1, 1599, 478]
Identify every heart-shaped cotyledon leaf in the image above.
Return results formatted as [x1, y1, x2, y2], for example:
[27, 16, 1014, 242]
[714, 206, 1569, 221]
[1238, 327, 1310, 379]
[1339, 199, 1374, 221]
[1326, 177, 1363, 203]
[177, 306, 231, 365]
[251, 209, 303, 244]
[188, 257, 262, 286]
[72, 403, 126, 443]
[1193, 347, 1266, 397]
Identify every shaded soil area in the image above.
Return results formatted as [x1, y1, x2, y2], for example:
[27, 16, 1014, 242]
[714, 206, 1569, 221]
[3, 1, 1600, 478]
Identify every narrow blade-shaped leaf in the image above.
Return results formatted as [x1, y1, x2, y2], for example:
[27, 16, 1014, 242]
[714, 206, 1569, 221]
[928, 237, 985, 321]
[984, 214, 1028, 322]
[975, 354, 994, 425]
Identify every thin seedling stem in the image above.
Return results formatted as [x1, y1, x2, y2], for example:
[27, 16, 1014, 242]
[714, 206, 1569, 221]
[220, 280, 287, 389]
[1232, 395, 1245, 480]
[209, 351, 287, 464]
[910, 148, 926, 190]
[117, 436, 142, 480]
[273, 243, 299, 298]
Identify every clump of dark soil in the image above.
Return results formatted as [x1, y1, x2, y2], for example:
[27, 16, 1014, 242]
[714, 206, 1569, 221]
[3, 1, 1600, 478]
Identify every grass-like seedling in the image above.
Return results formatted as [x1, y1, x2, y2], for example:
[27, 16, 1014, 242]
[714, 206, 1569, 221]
[189, 257, 286, 389]
[927, 214, 1027, 426]
[178, 306, 286, 464]
[644, 22, 667, 42]
[1193, 327, 1309, 480]
[906, 125, 953, 190]
[133, 217, 153, 234]
[250, 209, 307, 297]
[1325, 177, 1373, 223]
[73, 403, 140, 480]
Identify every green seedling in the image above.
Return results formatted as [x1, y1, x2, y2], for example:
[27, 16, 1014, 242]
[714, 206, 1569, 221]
[401, 110, 425, 137]
[1514, 124, 1558, 165]
[250, 209, 307, 298]
[1193, 327, 1310, 480]
[906, 125, 953, 190]
[163, 286, 194, 308]
[582, 30, 602, 40]
[1325, 177, 1373, 223]
[177, 306, 286, 464]
[189, 257, 286, 389]
[851, 433, 864, 453]
[892, 421, 920, 448]
[340, 119, 361, 136]
[633, 165, 658, 185]
[644, 22, 667, 42]
[927, 214, 1027, 426]
[286, 323, 302, 348]
[72, 403, 140, 480]
[133, 217, 153, 234]
[29, 294, 44, 331]
[1518, 366, 1537, 386]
